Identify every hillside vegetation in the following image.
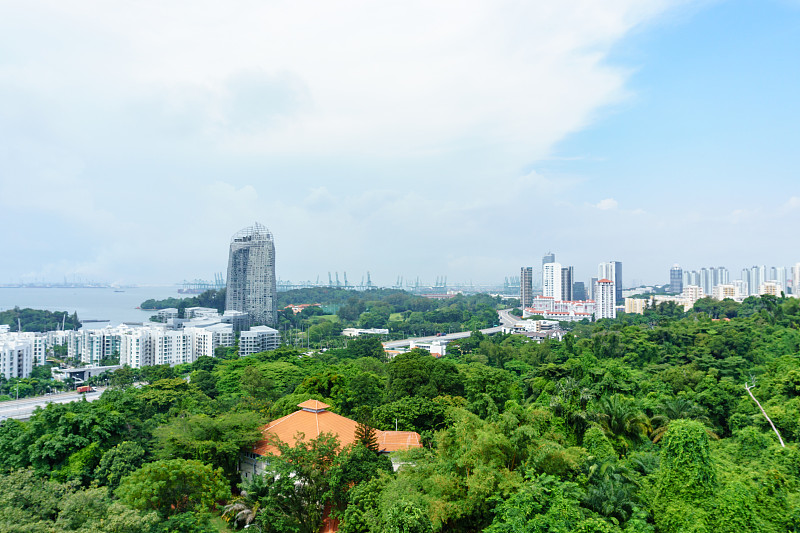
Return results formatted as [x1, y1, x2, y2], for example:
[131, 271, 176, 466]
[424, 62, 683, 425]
[0, 295, 799, 532]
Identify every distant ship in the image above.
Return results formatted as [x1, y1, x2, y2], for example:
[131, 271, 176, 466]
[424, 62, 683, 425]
[114, 290, 125, 293]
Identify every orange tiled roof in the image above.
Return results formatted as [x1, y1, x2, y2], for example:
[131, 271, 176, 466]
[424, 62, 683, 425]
[298, 399, 330, 411]
[252, 400, 422, 456]
[374, 430, 422, 451]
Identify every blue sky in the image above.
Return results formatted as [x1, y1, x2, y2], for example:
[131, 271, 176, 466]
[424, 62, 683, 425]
[0, 0, 798, 288]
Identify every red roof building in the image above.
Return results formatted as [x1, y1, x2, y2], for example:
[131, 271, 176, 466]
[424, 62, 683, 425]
[241, 399, 422, 478]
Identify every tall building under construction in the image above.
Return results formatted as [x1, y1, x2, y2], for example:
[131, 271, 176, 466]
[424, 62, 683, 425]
[225, 223, 277, 326]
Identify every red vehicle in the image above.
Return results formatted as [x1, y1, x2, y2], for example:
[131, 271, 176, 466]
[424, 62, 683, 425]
[76, 385, 94, 393]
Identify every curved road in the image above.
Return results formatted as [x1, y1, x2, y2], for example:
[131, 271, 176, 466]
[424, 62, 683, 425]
[0, 387, 108, 421]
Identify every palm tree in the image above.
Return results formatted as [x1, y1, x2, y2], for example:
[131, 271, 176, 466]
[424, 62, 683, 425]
[223, 474, 270, 529]
[223, 499, 260, 529]
[583, 457, 639, 524]
[650, 397, 717, 443]
[592, 395, 651, 455]
[583, 477, 637, 524]
[550, 378, 594, 440]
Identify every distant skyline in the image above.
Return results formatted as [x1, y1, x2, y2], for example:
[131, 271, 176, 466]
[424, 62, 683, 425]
[1, 1, 798, 288]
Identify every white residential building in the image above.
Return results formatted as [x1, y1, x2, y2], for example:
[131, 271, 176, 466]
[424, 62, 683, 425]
[239, 326, 280, 356]
[732, 280, 749, 300]
[624, 298, 647, 314]
[151, 329, 192, 366]
[759, 281, 781, 297]
[712, 284, 737, 301]
[542, 262, 562, 301]
[0, 334, 33, 379]
[682, 285, 704, 305]
[523, 297, 595, 317]
[120, 328, 153, 368]
[118, 323, 235, 368]
[156, 308, 180, 321]
[184, 307, 220, 319]
[794, 263, 800, 296]
[595, 279, 616, 320]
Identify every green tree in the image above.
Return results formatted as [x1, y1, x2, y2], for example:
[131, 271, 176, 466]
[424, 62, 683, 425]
[252, 432, 341, 533]
[153, 412, 263, 485]
[486, 474, 593, 533]
[385, 500, 433, 533]
[653, 419, 717, 533]
[116, 458, 230, 516]
[385, 350, 464, 402]
[95, 441, 147, 489]
[593, 395, 651, 455]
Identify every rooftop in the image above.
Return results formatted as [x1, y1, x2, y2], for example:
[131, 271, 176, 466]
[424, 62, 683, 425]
[252, 400, 422, 457]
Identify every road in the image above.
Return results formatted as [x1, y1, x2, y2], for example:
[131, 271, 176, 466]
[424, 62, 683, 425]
[0, 387, 108, 421]
[382, 308, 518, 350]
[497, 308, 521, 328]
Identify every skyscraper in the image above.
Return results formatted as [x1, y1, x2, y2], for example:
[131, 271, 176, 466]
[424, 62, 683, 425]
[542, 251, 556, 266]
[573, 281, 587, 301]
[520, 267, 533, 308]
[595, 279, 616, 320]
[598, 261, 622, 303]
[561, 266, 574, 301]
[542, 262, 562, 300]
[225, 223, 277, 326]
[794, 263, 800, 295]
[669, 264, 683, 294]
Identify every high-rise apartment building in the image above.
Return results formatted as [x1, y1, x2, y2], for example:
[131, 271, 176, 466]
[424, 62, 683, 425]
[770, 266, 787, 293]
[794, 263, 800, 295]
[598, 261, 622, 303]
[712, 284, 736, 300]
[225, 223, 278, 326]
[595, 279, 616, 320]
[573, 281, 587, 301]
[669, 264, 683, 294]
[561, 266, 574, 301]
[520, 267, 534, 308]
[750, 266, 766, 297]
[542, 262, 562, 301]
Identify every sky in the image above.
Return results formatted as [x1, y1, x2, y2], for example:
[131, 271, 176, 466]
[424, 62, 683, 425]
[1, 0, 799, 288]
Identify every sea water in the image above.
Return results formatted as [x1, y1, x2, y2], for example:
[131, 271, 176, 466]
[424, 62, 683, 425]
[0, 286, 183, 329]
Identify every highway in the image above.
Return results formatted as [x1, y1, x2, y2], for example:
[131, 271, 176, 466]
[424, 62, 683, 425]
[382, 308, 518, 350]
[0, 387, 108, 422]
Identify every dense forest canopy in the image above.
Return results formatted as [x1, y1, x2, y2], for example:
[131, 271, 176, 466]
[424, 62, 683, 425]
[0, 307, 81, 332]
[1, 294, 799, 531]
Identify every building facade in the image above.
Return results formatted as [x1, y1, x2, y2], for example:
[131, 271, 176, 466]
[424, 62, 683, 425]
[595, 279, 616, 320]
[670, 264, 683, 294]
[560, 266, 574, 302]
[225, 223, 278, 326]
[520, 266, 533, 308]
[542, 262, 562, 301]
[239, 326, 280, 356]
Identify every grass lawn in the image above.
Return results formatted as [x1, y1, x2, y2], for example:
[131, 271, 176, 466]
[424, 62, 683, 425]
[389, 313, 404, 321]
[319, 314, 340, 322]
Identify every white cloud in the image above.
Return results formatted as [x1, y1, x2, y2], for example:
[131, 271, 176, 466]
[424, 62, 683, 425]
[0, 0, 695, 284]
[595, 198, 619, 210]
[782, 196, 800, 211]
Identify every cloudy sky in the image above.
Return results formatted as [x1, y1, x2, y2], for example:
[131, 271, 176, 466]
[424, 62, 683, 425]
[1, 0, 798, 288]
